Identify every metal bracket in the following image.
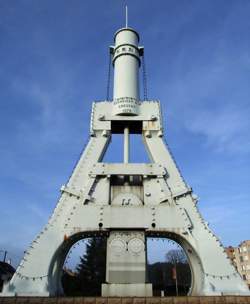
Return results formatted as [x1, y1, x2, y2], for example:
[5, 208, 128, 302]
[60, 185, 82, 199]
[172, 187, 192, 200]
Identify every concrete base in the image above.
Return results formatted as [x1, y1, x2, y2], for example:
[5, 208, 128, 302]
[0, 292, 50, 297]
[1, 297, 250, 304]
[101, 283, 153, 297]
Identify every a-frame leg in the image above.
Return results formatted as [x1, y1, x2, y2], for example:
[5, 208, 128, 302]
[2, 133, 111, 296]
[143, 131, 249, 295]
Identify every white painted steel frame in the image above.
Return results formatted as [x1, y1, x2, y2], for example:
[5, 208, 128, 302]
[2, 24, 249, 297]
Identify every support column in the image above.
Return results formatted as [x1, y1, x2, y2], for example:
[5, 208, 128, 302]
[102, 231, 152, 297]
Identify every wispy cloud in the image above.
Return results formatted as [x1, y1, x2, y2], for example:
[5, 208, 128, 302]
[159, 48, 250, 154]
[11, 73, 89, 151]
[200, 193, 250, 246]
[185, 105, 250, 153]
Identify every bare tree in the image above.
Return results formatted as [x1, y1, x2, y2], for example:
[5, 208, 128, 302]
[165, 249, 187, 265]
[165, 249, 191, 296]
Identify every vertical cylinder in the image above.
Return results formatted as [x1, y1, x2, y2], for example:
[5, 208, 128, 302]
[124, 127, 130, 163]
[112, 28, 141, 116]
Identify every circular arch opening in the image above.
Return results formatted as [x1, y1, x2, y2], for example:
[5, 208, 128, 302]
[146, 231, 204, 296]
[61, 236, 107, 296]
[49, 231, 108, 297]
[146, 236, 191, 296]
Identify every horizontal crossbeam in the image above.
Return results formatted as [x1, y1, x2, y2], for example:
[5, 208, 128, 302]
[89, 163, 166, 177]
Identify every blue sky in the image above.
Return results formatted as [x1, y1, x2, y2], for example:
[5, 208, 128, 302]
[0, 0, 249, 266]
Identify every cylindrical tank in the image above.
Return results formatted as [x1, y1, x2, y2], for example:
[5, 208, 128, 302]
[112, 28, 142, 116]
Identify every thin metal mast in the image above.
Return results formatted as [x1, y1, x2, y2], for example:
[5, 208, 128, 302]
[125, 5, 128, 28]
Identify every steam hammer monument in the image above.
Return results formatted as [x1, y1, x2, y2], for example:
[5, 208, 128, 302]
[2, 24, 249, 297]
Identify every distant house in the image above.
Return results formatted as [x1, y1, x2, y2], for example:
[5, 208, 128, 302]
[0, 261, 15, 292]
[225, 240, 250, 289]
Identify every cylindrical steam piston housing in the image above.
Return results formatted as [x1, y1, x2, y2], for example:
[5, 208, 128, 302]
[112, 28, 143, 116]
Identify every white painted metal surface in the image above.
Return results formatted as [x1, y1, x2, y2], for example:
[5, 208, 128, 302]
[1, 23, 249, 298]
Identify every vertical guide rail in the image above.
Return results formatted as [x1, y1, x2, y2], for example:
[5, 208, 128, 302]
[142, 53, 148, 101]
[124, 127, 130, 163]
[106, 52, 112, 101]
